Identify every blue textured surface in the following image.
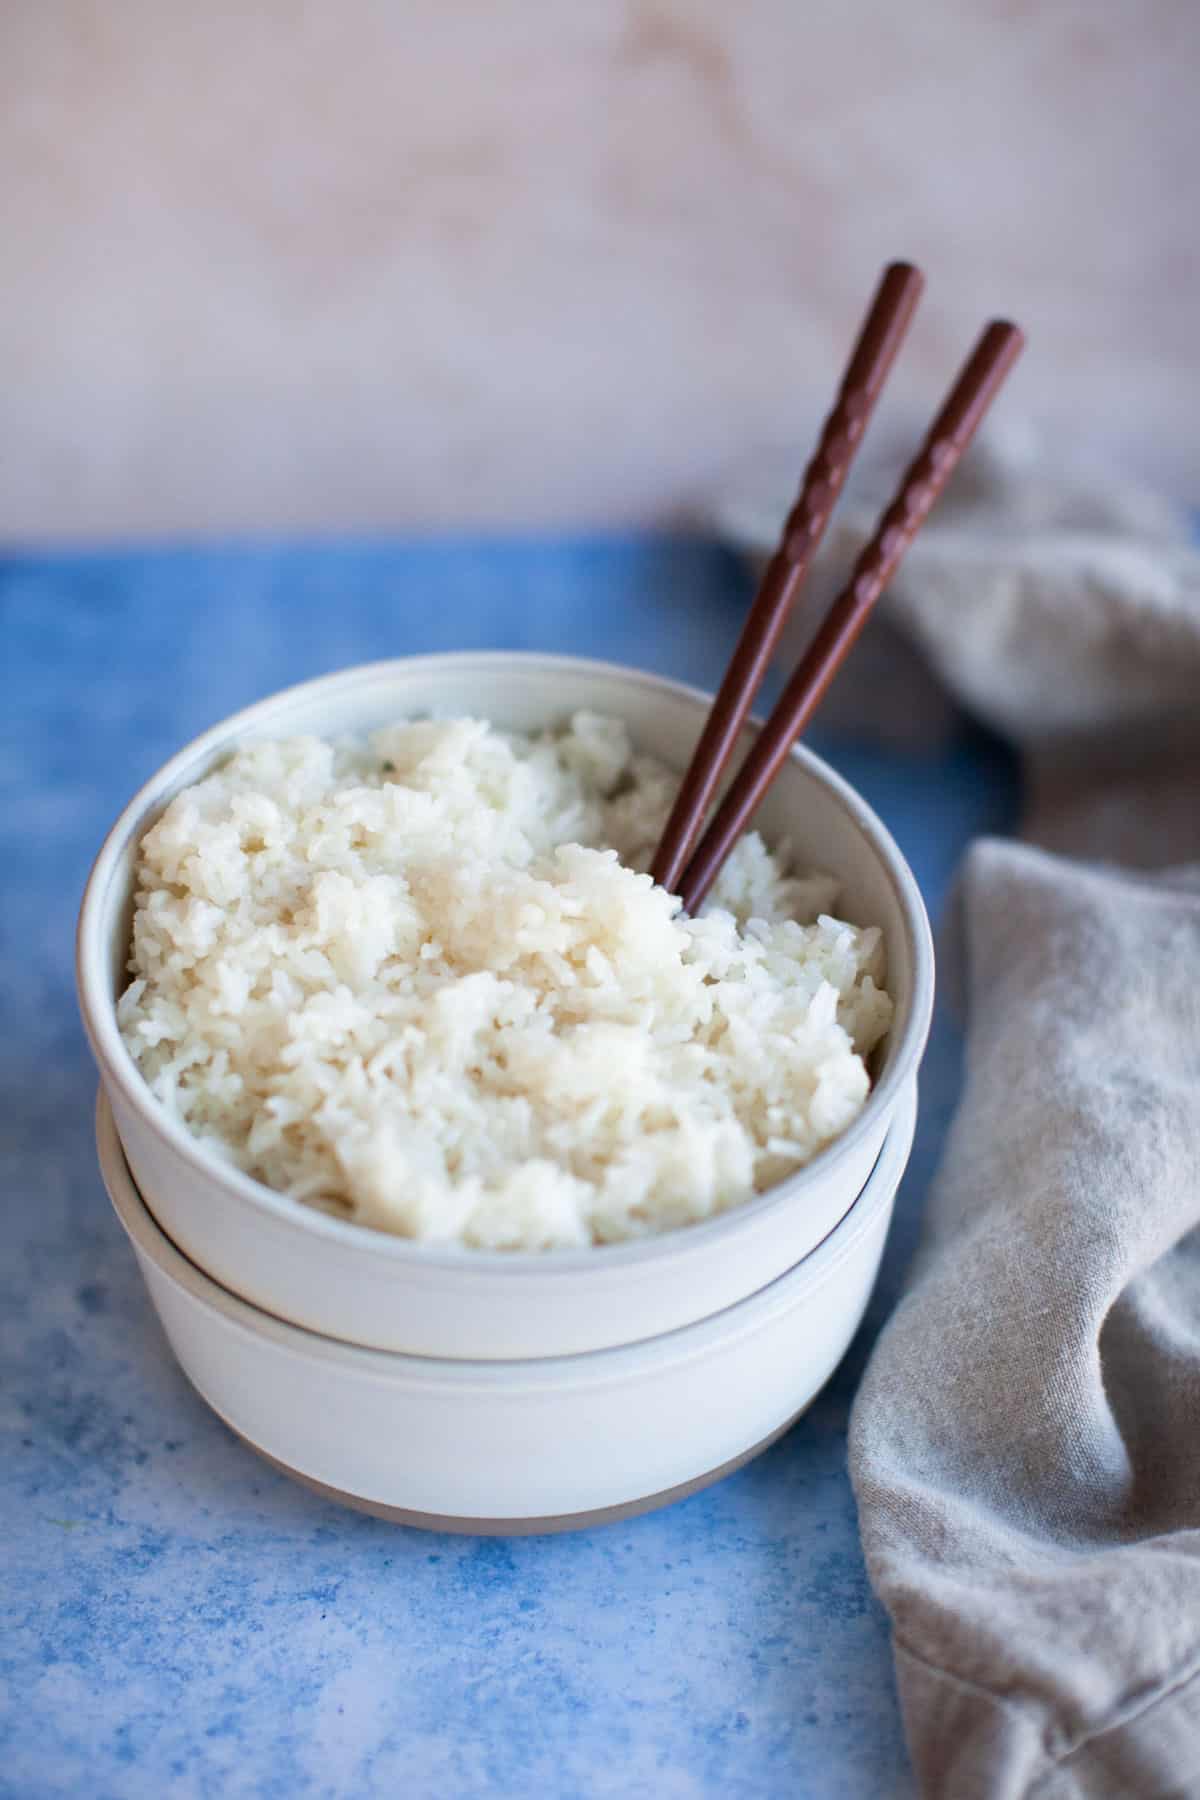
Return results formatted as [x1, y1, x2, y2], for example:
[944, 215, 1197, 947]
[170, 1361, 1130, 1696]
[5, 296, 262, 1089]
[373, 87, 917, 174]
[0, 539, 1017, 1799]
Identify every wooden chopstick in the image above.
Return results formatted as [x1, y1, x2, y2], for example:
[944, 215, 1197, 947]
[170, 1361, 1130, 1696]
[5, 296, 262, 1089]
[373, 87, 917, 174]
[649, 261, 924, 895]
[676, 318, 1025, 916]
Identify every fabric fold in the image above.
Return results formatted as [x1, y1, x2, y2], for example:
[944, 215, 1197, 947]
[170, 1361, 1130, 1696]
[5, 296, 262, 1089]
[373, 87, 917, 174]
[850, 843, 1200, 1796]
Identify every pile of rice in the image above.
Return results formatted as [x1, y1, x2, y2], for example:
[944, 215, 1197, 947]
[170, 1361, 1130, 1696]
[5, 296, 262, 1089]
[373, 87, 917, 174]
[119, 713, 892, 1250]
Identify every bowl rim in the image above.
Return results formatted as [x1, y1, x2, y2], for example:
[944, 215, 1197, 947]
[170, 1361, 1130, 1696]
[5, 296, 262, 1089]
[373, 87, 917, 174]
[77, 650, 934, 1275]
[97, 1082, 916, 1384]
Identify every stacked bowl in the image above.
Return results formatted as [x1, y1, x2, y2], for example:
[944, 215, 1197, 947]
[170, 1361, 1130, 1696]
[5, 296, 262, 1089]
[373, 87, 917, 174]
[77, 655, 933, 1531]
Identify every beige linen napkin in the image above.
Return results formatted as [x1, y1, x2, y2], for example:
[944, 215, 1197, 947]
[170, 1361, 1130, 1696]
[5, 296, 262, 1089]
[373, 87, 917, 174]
[715, 438, 1200, 1796]
[853, 843, 1200, 1798]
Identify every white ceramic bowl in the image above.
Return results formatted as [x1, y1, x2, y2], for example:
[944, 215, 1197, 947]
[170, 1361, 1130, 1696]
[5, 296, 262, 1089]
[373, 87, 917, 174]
[97, 1081, 916, 1531]
[78, 654, 933, 1358]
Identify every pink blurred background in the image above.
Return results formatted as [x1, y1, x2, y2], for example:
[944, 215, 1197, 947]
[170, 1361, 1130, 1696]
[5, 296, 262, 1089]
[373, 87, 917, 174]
[2, 0, 1196, 540]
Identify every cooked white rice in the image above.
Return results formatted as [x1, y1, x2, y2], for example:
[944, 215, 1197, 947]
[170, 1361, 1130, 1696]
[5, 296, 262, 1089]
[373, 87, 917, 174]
[119, 712, 892, 1250]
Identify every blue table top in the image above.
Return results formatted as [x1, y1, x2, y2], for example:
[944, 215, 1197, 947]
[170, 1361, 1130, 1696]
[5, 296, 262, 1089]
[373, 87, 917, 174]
[0, 538, 1016, 1799]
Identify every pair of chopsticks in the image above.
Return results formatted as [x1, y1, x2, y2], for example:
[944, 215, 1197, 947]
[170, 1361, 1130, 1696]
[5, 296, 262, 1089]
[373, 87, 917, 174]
[650, 263, 1023, 914]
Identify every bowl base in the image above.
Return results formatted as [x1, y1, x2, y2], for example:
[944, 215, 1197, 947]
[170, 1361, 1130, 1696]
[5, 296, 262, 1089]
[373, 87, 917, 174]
[235, 1414, 805, 1535]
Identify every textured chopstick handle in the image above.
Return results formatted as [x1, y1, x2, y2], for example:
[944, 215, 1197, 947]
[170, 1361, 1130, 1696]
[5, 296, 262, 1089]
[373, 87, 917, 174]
[775, 261, 926, 573]
[844, 319, 1024, 612]
[649, 261, 924, 895]
[678, 320, 1025, 915]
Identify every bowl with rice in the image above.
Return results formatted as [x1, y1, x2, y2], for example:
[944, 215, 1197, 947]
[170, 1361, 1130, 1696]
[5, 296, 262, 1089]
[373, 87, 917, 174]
[78, 654, 932, 1374]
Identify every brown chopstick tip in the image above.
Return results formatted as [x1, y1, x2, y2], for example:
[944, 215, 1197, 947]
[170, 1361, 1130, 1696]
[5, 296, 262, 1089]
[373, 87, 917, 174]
[930, 319, 1026, 458]
[843, 263, 925, 402]
[879, 260, 924, 297]
[978, 318, 1025, 366]
[882, 259, 923, 288]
